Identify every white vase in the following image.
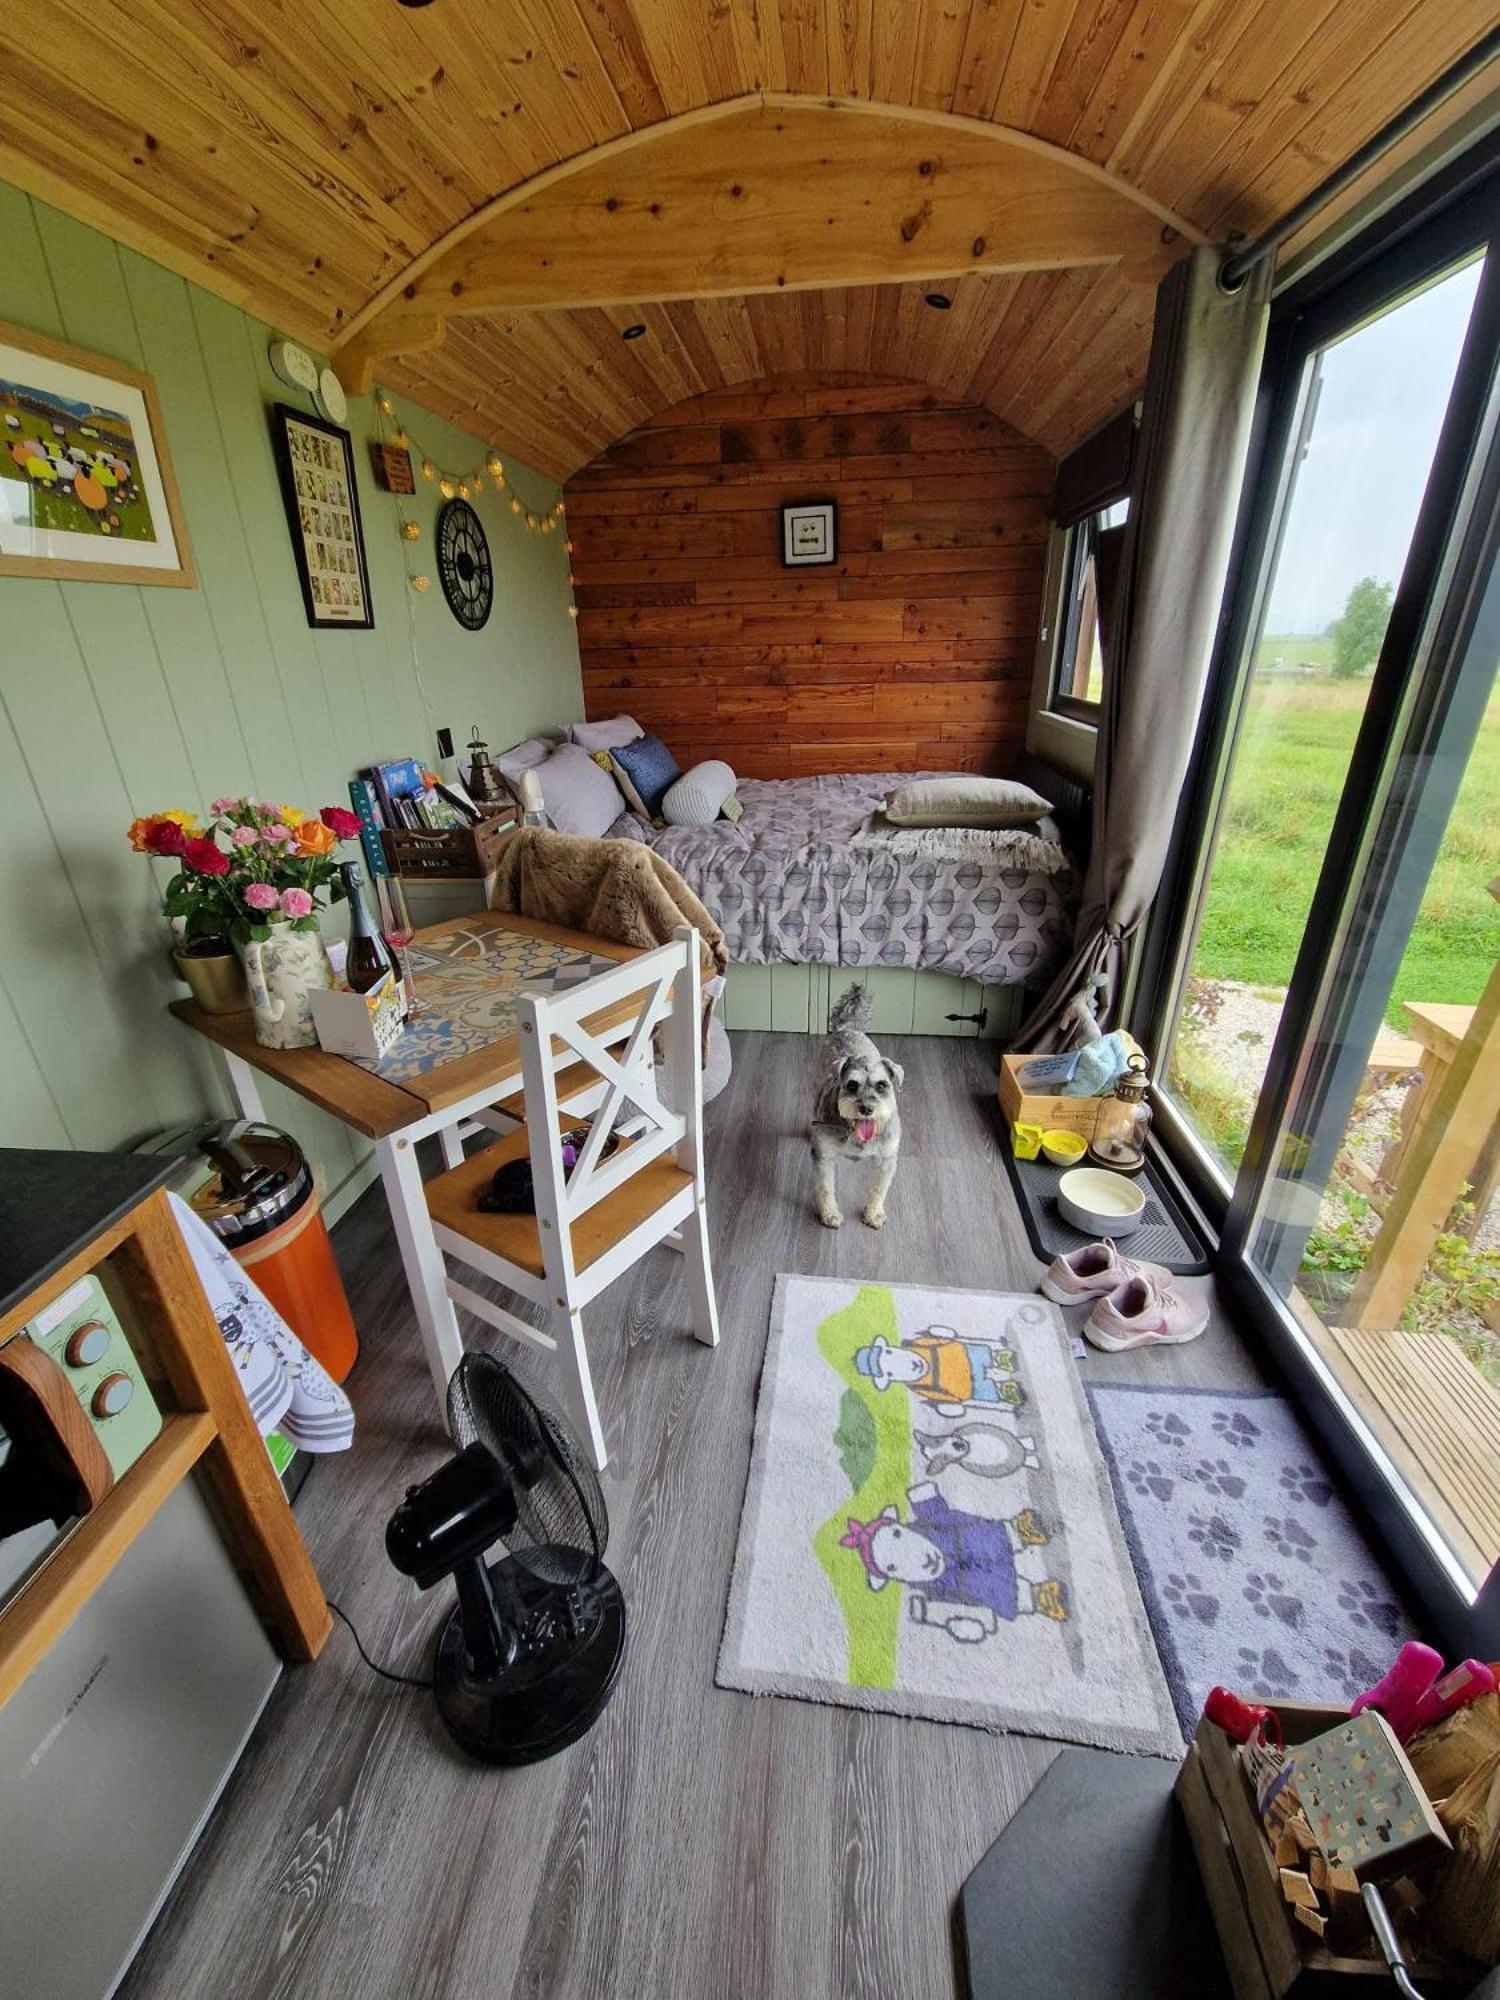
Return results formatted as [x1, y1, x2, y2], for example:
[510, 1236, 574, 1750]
[238, 922, 334, 1050]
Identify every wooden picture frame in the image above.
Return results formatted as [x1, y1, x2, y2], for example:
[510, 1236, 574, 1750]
[0, 317, 195, 587]
[269, 402, 374, 630]
[781, 499, 837, 567]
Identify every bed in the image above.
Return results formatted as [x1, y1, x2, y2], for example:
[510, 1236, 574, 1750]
[604, 769, 1078, 990]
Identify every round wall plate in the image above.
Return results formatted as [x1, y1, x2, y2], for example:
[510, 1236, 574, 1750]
[268, 338, 318, 392]
[315, 366, 348, 426]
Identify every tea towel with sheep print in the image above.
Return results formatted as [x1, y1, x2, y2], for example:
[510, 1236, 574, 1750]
[718, 1276, 1181, 1754]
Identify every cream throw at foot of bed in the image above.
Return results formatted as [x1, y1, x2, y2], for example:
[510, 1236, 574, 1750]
[853, 815, 1070, 870]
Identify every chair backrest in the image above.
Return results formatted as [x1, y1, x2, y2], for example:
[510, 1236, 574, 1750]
[515, 926, 702, 1286]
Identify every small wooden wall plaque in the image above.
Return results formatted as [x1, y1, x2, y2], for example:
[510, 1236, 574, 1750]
[371, 441, 416, 493]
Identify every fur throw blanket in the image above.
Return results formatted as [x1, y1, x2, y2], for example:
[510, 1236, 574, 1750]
[487, 827, 728, 974]
[852, 813, 1070, 872]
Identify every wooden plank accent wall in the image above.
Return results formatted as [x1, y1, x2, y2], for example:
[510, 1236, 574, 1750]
[565, 377, 1054, 778]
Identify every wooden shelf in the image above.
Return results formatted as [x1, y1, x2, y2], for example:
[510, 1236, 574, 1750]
[0, 1410, 215, 1707]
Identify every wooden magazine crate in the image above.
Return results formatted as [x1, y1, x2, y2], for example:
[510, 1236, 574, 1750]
[380, 809, 517, 881]
[1175, 1702, 1460, 2000]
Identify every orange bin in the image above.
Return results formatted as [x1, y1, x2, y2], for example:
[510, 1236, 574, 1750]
[229, 1185, 359, 1383]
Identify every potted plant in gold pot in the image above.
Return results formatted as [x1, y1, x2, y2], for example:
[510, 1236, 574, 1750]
[129, 809, 249, 1014]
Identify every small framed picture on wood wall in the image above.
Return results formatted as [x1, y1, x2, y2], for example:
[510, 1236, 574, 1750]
[781, 499, 837, 567]
[270, 402, 374, 629]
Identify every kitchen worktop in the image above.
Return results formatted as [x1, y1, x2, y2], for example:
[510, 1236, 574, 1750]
[0, 1148, 181, 1325]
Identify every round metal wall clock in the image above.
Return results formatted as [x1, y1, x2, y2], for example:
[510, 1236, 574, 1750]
[435, 499, 494, 630]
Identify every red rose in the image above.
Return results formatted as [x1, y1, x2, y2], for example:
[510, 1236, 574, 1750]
[143, 818, 188, 858]
[320, 805, 362, 841]
[183, 837, 230, 876]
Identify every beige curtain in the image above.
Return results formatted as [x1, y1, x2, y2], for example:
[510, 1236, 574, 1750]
[1016, 246, 1272, 1050]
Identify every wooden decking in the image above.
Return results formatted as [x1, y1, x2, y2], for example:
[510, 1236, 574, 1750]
[1323, 1322, 1500, 1584]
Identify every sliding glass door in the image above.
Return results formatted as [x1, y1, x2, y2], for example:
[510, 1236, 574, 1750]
[1136, 158, 1500, 1652]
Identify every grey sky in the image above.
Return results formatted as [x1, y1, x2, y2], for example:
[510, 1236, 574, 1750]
[1264, 255, 1482, 636]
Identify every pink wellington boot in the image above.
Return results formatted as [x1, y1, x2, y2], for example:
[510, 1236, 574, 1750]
[1350, 1641, 1444, 1741]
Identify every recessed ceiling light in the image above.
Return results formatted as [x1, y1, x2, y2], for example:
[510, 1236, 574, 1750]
[621, 323, 648, 341]
[924, 291, 953, 310]
[395, 0, 436, 8]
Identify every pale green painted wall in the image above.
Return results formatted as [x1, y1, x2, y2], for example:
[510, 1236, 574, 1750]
[0, 183, 583, 1206]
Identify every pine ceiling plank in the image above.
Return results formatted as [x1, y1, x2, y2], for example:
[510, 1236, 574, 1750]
[991, 0, 1086, 134]
[951, 0, 1022, 120]
[657, 300, 734, 393]
[824, 0, 874, 99]
[623, 0, 719, 111]
[727, 0, 790, 93]
[685, 295, 768, 384]
[1085, 0, 1209, 172]
[964, 269, 1068, 405]
[914, 0, 973, 112]
[779, 0, 830, 94]
[567, 0, 670, 121]
[1200, 0, 1480, 237]
[869, 0, 923, 106]
[1127, 0, 1352, 228]
[1029, 0, 1142, 151]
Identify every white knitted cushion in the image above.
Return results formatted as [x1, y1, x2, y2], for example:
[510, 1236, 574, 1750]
[663, 759, 737, 826]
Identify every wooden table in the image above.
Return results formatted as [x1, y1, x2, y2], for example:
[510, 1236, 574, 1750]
[170, 910, 685, 1411]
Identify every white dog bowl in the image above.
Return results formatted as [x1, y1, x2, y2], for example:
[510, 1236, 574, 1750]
[1057, 1166, 1146, 1239]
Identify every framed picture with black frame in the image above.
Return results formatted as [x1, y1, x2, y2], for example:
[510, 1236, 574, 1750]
[270, 402, 374, 629]
[781, 498, 837, 567]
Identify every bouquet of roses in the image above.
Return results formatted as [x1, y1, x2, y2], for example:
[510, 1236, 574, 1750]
[128, 797, 364, 948]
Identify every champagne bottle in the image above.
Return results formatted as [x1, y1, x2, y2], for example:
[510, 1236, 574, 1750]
[339, 861, 394, 994]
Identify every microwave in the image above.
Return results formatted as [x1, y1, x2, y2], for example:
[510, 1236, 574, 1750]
[0, 1272, 162, 1610]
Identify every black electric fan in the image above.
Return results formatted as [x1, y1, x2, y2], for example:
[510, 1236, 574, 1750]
[385, 1352, 626, 1764]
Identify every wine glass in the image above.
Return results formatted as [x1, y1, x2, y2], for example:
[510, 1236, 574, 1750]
[376, 871, 420, 1016]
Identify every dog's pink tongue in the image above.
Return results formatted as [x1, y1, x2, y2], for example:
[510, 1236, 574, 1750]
[855, 1117, 877, 1144]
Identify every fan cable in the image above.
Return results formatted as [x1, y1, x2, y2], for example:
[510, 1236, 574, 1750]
[326, 1600, 432, 1691]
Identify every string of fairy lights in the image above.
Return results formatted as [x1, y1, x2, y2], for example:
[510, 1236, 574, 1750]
[373, 388, 578, 618]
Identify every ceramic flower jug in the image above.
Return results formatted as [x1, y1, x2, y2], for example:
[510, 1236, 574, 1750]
[238, 922, 334, 1049]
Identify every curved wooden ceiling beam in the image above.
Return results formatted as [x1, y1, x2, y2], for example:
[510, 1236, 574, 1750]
[332, 94, 1204, 394]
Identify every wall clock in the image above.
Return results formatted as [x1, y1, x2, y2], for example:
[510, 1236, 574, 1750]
[436, 498, 493, 630]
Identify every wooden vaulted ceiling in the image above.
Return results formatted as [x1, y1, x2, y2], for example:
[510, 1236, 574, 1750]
[0, 0, 1494, 479]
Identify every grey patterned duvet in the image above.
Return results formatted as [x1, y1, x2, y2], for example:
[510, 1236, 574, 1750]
[608, 770, 1077, 987]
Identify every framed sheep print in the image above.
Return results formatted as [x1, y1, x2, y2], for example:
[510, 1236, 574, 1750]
[270, 403, 374, 629]
[0, 318, 195, 586]
[781, 499, 837, 567]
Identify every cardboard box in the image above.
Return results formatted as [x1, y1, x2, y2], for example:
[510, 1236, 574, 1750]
[308, 974, 405, 1060]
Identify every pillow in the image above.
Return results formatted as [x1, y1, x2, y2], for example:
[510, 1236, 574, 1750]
[570, 713, 643, 753]
[492, 733, 562, 786]
[610, 733, 683, 820]
[663, 760, 736, 826]
[534, 742, 626, 840]
[884, 775, 1052, 829]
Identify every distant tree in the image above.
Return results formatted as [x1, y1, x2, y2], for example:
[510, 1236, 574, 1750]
[1330, 576, 1393, 678]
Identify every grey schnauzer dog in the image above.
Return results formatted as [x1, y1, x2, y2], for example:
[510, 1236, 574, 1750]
[811, 984, 904, 1230]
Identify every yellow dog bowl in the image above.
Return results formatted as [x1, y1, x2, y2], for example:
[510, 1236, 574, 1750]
[1040, 1129, 1088, 1167]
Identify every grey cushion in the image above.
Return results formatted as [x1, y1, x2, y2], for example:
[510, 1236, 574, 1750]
[492, 734, 563, 786]
[534, 742, 626, 840]
[569, 713, 643, 753]
[884, 775, 1053, 829]
[663, 759, 736, 826]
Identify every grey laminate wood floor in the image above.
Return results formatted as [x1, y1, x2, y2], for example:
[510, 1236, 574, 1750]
[121, 1033, 1270, 2000]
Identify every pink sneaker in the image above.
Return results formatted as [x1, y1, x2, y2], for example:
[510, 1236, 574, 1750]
[1083, 1273, 1209, 1353]
[1040, 1239, 1170, 1305]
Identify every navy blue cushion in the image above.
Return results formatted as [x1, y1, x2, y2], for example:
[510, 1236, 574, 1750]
[610, 733, 683, 820]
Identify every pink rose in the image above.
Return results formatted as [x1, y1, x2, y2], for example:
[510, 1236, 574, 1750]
[279, 887, 313, 918]
[243, 882, 279, 912]
[263, 823, 294, 844]
[231, 824, 260, 847]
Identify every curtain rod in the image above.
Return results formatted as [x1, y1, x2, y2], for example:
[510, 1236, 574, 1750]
[1220, 26, 1500, 290]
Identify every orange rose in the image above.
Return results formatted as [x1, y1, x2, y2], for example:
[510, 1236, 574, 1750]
[127, 816, 156, 851]
[294, 818, 337, 856]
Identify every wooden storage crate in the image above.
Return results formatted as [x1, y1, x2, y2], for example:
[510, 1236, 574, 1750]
[1175, 1701, 1462, 2000]
[380, 809, 517, 881]
[996, 1042, 1139, 1141]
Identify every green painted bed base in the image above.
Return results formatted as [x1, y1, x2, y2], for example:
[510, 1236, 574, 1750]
[719, 963, 1022, 1040]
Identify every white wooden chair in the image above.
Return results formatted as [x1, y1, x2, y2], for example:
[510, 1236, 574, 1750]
[424, 925, 719, 1468]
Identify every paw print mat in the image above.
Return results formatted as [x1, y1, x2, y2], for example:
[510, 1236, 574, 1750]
[1086, 1383, 1420, 1733]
